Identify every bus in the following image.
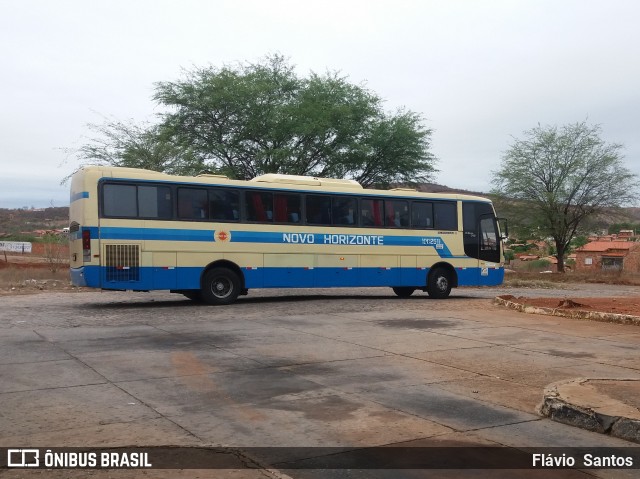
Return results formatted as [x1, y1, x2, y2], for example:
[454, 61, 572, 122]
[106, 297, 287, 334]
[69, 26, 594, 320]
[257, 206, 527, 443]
[69, 166, 506, 305]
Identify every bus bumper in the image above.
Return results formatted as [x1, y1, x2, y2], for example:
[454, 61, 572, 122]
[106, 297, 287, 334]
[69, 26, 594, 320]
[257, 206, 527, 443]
[70, 266, 101, 288]
[70, 267, 87, 287]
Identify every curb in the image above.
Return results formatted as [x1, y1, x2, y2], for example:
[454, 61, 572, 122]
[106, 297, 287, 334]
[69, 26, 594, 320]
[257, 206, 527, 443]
[493, 295, 640, 326]
[538, 378, 640, 444]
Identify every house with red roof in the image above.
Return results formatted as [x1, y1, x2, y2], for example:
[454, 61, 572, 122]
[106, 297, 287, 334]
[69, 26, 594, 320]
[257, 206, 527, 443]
[574, 241, 640, 272]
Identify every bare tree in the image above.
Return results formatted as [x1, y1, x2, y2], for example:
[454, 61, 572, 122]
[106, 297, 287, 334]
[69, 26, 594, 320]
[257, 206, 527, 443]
[492, 121, 638, 272]
[42, 233, 67, 273]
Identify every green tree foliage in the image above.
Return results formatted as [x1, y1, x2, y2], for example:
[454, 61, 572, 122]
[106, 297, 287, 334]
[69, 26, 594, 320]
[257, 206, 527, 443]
[68, 117, 205, 180]
[571, 235, 589, 250]
[503, 249, 515, 263]
[147, 55, 437, 186]
[608, 222, 640, 235]
[492, 121, 638, 272]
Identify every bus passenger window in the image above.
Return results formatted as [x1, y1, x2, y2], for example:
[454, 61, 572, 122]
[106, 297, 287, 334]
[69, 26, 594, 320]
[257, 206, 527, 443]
[360, 198, 384, 227]
[138, 186, 172, 219]
[178, 188, 209, 220]
[210, 189, 240, 221]
[332, 197, 357, 226]
[411, 202, 433, 228]
[306, 195, 332, 225]
[434, 202, 457, 230]
[103, 184, 137, 217]
[274, 193, 301, 223]
[385, 200, 409, 228]
[246, 191, 273, 222]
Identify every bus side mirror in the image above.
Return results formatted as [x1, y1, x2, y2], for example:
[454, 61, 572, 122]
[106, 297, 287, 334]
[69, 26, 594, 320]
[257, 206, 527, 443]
[497, 218, 509, 240]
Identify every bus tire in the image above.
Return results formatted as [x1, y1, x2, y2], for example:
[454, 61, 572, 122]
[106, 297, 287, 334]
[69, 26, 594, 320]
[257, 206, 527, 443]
[392, 287, 415, 298]
[201, 267, 241, 305]
[426, 267, 452, 299]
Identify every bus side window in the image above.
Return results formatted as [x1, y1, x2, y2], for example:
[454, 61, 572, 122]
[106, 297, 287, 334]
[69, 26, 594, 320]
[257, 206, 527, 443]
[332, 196, 357, 226]
[138, 186, 172, 219]
[210, 189, 240, 221]
[385, 200, 409, 228]
[411, 201, 433, 228]
[246, 191, 273, 222]
[178, 188, 208, 220]
[274, 193, 301, 223]
[306, 195, 332, 225]
[103, 184, 137, 217]
[361, 198, 384, 227]
[434, 202, 457, 230]
[360, 200, 373, 226]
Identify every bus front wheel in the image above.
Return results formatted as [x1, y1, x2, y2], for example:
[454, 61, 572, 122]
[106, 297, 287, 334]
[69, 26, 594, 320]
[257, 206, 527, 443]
[201, 267, 241, 305]
[426, 267, 452, 299]
[392, 287, 416, 298]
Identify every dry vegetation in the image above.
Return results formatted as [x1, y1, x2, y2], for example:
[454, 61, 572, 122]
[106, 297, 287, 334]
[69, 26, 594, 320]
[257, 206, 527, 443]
[0, 262, 76, 294]
[504, 270, 640, 287]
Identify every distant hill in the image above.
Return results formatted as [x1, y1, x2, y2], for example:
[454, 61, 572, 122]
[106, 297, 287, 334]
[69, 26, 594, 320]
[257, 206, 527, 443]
[409, 183, 488, 197]
[0, 207, 69, 237]
[626, 207, 640, 222]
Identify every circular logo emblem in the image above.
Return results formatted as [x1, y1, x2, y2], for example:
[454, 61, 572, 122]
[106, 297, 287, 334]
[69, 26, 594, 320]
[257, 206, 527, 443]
[217, 231, 229, 242]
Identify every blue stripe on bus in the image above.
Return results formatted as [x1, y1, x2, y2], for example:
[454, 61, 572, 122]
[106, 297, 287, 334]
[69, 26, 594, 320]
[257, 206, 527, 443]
[70, 191, 90, 203]
[84, 227, 456, 257]
[231, 230, 454, 256]
[73, 265, 504, 291]
[98, 227, 215, 242]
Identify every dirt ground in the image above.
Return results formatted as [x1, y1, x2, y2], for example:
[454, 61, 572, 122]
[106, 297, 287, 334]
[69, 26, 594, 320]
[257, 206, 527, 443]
[0, 259, 77, 295]
[499, 295, 640, 317]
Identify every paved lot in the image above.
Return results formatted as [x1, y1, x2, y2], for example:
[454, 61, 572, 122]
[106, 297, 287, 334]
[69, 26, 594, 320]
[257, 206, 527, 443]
[1, 283, 640, 478]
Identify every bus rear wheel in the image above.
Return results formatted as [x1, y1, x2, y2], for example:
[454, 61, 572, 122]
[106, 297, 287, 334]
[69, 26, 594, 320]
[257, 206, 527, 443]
[392, 287, 416, 298]
[426, 267, 452, 299]
[201, 267, 241, 305]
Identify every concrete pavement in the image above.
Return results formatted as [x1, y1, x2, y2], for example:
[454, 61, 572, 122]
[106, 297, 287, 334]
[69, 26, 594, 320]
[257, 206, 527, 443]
[493, 293, 640, 444]
[1, 285, 640, 478]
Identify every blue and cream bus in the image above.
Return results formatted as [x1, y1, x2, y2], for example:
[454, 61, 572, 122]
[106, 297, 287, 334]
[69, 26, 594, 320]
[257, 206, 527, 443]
[69, 166, 506, 304]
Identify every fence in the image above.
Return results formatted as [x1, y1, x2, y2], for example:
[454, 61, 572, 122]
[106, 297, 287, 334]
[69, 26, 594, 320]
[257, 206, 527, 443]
[0, 241, 32, 254]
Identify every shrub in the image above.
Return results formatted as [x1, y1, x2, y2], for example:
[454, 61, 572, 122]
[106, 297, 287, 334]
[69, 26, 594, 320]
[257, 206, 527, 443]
[41, 234, 68, 273]
[524, 259, 551, 271]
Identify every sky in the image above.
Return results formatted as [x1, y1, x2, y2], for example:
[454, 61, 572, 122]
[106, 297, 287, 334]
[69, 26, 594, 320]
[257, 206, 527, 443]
[1, 0, 639, 208]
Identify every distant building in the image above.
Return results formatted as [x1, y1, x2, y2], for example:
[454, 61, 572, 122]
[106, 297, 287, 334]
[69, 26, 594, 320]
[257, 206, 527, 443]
[617, 229, 636, 239]
[574, 241, 640, 272]
[587, 235, 616, 242]
[587, 230, 636, 243]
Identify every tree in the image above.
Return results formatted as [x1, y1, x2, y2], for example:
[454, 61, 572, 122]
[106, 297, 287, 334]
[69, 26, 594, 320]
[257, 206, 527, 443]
[608, 222, 640, 235]
[67, 117, 205, 181]
[150, 54, 437, 186]
[492, 121, 638, 273]
[571, 235, 590, 250]
[41, 233, 67, 273]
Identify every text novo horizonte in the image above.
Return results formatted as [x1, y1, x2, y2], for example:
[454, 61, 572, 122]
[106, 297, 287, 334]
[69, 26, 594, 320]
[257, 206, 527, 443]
[283, 233, 384, 245]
